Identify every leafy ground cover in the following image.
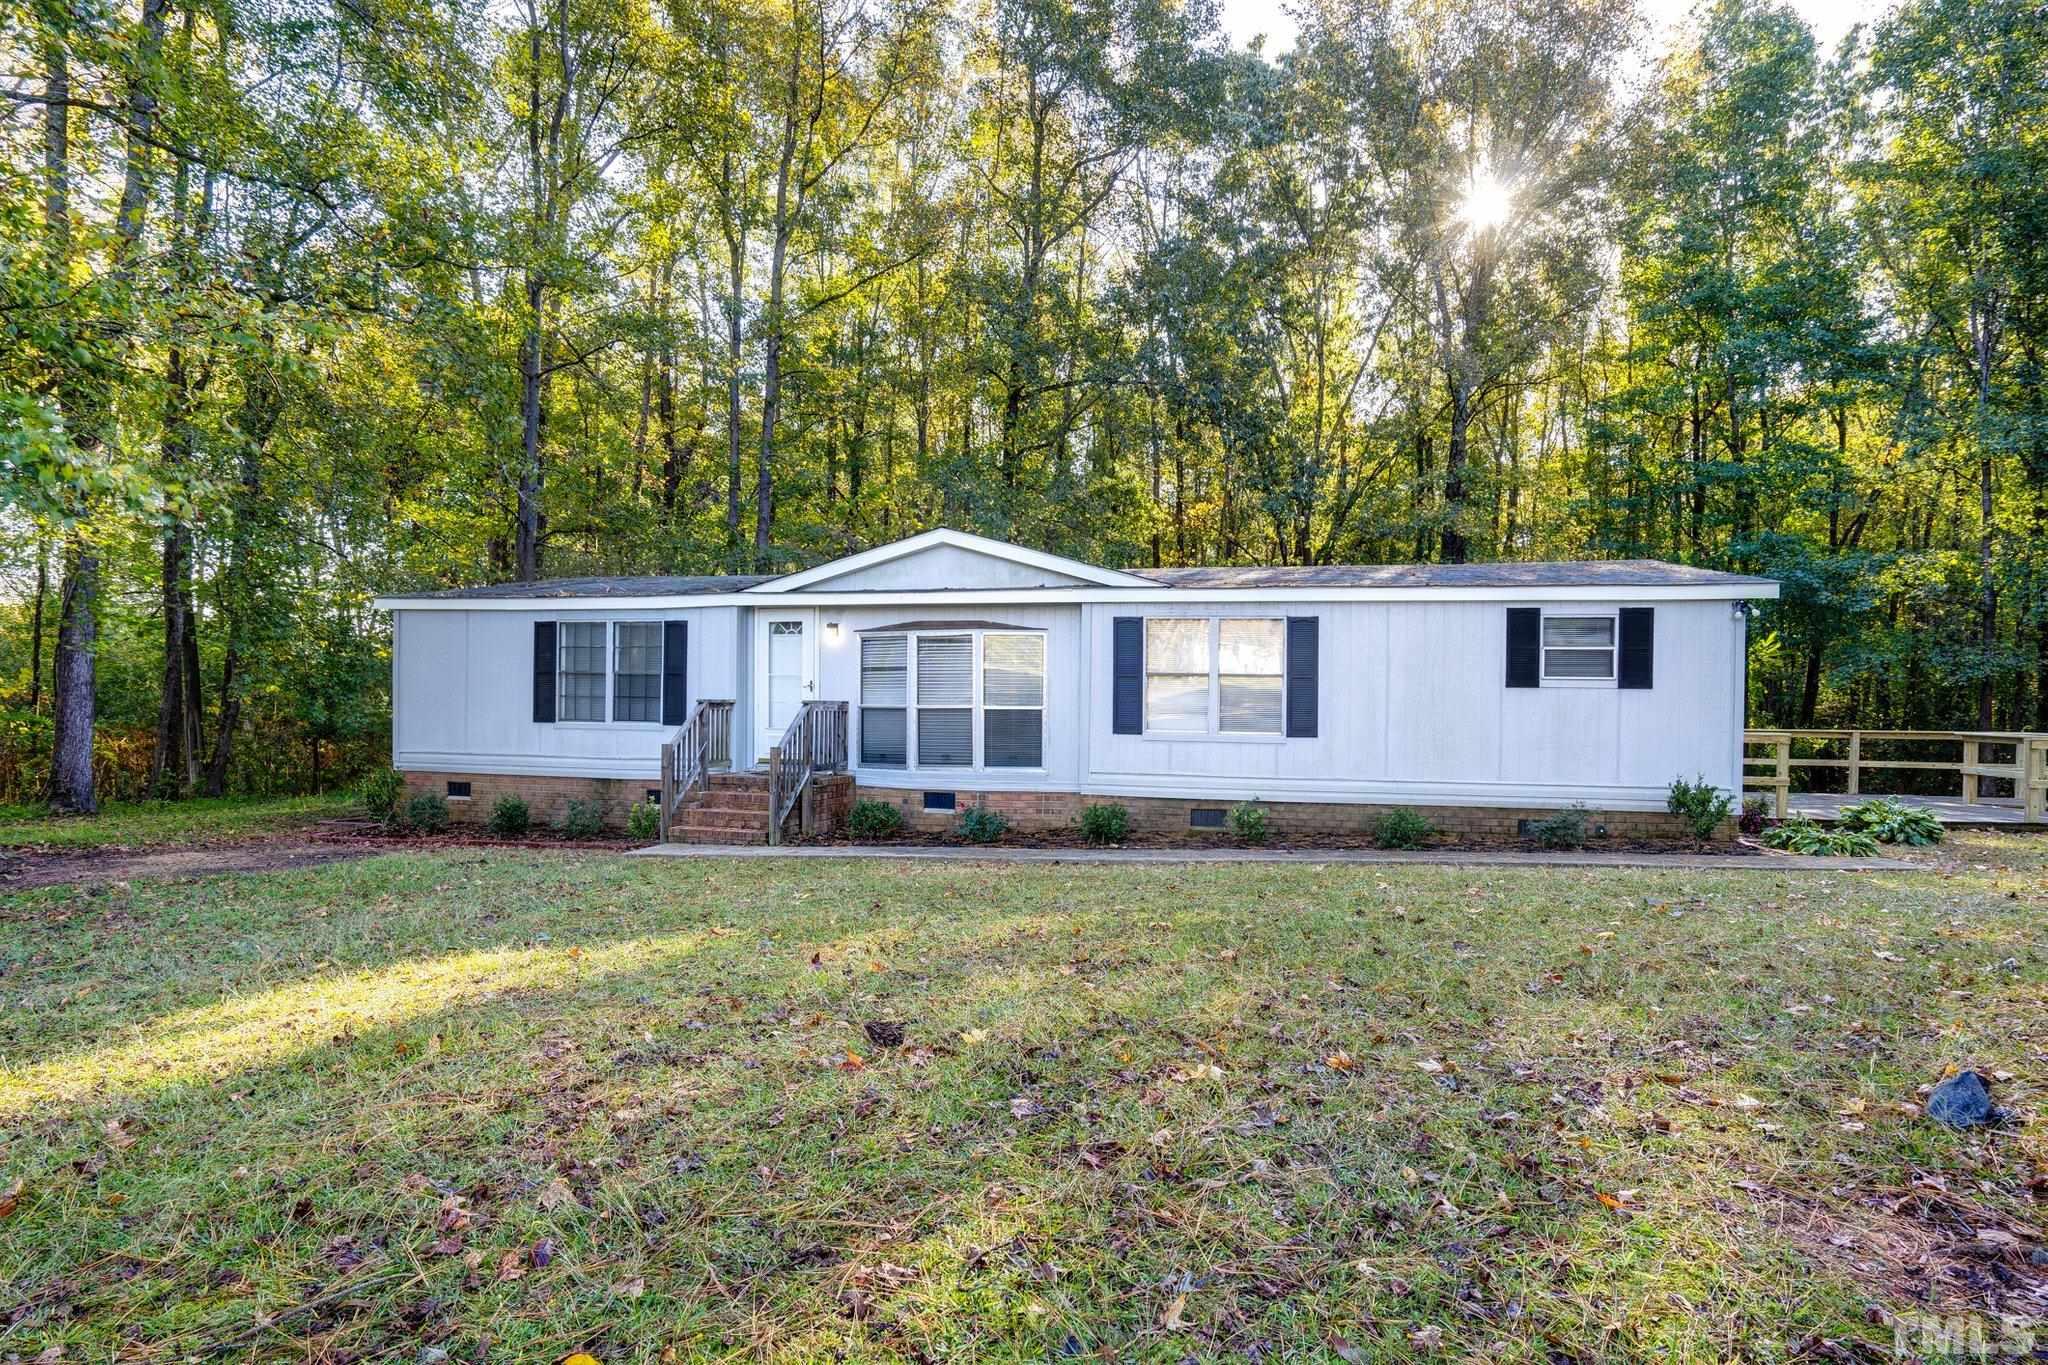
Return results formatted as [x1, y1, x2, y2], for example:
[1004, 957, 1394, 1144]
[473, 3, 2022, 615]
[1, 835, 2043, 1361]
[0, 794, 351, 850]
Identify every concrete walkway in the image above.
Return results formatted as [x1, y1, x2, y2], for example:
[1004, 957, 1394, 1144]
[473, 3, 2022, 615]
[627, 843, 1917, 872]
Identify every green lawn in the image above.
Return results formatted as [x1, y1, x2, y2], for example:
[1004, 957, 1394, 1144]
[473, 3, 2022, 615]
[0, 792, 352, 849]
[2, 835, 2043, 1361]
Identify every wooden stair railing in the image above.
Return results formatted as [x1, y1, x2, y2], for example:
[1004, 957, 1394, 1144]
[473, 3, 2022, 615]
[767, 700, 848, 845]
[658, 699, 734, 840]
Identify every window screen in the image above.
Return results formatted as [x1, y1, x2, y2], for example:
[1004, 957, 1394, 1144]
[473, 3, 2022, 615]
[1218, 619, 1283, 733]
[916, 636, 972, 766]
[1145, 618, 1209, 732]
[612, 622, 662, 722]
[982, 633, 1044, 767]
[1542, 615, 1616, 681]
[860, 635, 908, 766]
[558, 622, 607, 721]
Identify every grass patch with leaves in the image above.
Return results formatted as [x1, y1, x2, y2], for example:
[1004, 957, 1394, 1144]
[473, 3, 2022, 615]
[0, 793, 351, 850]
[2, 835, 2044, 1361]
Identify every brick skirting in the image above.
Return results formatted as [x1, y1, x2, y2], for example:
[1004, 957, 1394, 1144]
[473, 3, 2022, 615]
[405, 770, 1724, 841]
[851, 785, 1721, 841]
[403, 771, 661, 829]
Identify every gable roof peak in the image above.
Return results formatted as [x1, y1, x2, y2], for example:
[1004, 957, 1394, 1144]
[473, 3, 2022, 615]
[750, 527, 1154, 592]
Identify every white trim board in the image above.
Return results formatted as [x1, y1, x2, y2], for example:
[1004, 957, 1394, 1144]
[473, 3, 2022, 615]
[377, 582, 1779, 611]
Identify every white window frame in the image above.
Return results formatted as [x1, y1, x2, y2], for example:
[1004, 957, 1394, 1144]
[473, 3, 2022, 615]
[1538, 609, 1619, 688]
[855, 627, 1049, 774]
[553, 619, 669, 728]
[1141, 616, 1286, 740]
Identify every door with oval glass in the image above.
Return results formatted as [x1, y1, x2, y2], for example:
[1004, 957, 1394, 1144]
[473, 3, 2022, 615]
[754, 610, 817, 758]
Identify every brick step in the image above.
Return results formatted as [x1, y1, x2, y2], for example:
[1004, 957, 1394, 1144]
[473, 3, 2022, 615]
[675, 806, 768, 830]
[706, 773, 771, 791]
[671, 824, 768, 845]
[686, 791, 770, 812]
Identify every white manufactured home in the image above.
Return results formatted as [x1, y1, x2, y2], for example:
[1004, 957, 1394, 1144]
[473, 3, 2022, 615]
[373, 529, 1779, 842]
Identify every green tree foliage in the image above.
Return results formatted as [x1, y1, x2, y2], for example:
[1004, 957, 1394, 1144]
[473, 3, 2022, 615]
[2, 0, 2045, 807]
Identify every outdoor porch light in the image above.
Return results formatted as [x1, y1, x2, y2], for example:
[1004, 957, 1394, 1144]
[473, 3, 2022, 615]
[826, 620, 842, 642]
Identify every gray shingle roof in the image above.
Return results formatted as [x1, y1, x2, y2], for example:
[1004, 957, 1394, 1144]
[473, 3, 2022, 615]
[388, 558, 1771, 600]
[1133, 560, 1775, 589]
[397, 573, 777, 600]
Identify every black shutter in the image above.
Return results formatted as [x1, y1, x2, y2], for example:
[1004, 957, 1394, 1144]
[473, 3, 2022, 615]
[532, 621, 557, 722]
[1284, 616, 1318, 738]
[1112, 617, 1143, 735]
[1505, 607, 1540, 688]
[1618, 607, 1654, 689]
[661, 621, 689, 723]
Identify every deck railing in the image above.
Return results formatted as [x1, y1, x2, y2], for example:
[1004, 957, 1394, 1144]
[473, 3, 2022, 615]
[1742, 728, 2048, 821]
[767, 700, 848, 845]
[658, 699, 734, 840]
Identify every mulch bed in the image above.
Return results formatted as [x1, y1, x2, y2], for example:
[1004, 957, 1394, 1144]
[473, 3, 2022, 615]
[798, 827, 1759, 856]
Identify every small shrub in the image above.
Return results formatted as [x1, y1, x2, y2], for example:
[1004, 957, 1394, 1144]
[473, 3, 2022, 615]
[358, 767, 406, 822]
[955, 805, 1009, 844]
[1079, 802, 1130, 845]
[403, 792, 450, 834]
[1370, 807, 1434, 850]
[1738, 795, 1770, 836]
[1666, 775, 1735, 841]
[559, 799, 605, 840]
[1529, 805, 1588, 850]
[1225, 802, 1270, 844]
[1762, 816, 1881, 857]
[625, 800, 660, 841]
[846, 798, 905, 839]
[487, 795, 531, 837]
[1838, 797, 1943, 846]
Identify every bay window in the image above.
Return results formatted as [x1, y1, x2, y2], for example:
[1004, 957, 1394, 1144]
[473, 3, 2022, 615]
[857, 628, 1046, 770]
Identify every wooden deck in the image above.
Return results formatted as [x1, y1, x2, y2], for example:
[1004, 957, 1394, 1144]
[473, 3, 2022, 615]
[1784, 792, 2036, 826]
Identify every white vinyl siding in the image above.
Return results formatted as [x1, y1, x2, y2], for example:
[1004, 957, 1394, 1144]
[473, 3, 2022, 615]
[1542, 613, 1617, 684]
[1144, 617, 1283, 736]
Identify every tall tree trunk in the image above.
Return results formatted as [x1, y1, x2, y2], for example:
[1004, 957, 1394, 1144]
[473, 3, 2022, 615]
[1442, 381, 1472, 563]
[29, 543, 48, 712]
[724, 202, 745, 551]
[49, 543, 98, 813]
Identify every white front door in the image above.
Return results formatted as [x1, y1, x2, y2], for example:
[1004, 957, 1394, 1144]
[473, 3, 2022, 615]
[755, 610, 817, 755]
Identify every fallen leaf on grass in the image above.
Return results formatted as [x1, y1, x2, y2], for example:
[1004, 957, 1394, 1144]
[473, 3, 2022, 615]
[1324, 1050, 1356, 1072]
[563, 1355, 601, 1365]
[497, 1250, 527, 1282]
[1408, 1325, 1444, 1350]
[838, 1049, 865, 1071]
[1326, 1336, 1367, 1363]
[1160, 1292, 1188, 1330]
[611, 1276, 646, 1299]
[960, 1028, 989, 1045]
[1733, 1094, 1766, 1111]
[0, 1177, 21, 1218]
[1417, 1058, 1455, 1075]
[536, 1177, 575, 1212]
[102, 1119, 136, 1150]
